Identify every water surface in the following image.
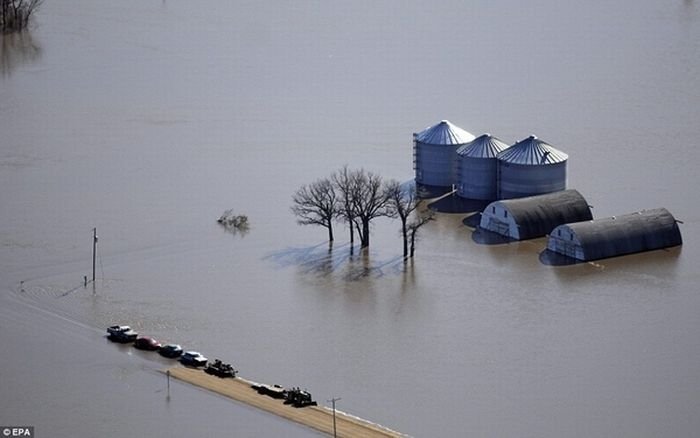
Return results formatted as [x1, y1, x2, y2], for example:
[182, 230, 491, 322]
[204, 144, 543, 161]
[2, 1, 699, 437]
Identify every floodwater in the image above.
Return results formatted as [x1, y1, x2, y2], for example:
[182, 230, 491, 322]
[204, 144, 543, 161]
[1, 1, 699, 437]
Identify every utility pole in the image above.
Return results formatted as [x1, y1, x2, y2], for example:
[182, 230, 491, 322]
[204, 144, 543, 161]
[327, 397, 341, 438]
[92, 227, 98, 283]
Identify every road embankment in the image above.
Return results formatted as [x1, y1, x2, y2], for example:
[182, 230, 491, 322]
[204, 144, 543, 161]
[167, 367, 407, 438]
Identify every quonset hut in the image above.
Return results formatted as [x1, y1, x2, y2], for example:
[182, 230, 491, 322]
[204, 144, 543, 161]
[497, 135, 568, 199]
[456, 133, 510, 200]
[414, 120, 475, 195]
[546, 208, 682, 261]
[479, 189, 592, 240]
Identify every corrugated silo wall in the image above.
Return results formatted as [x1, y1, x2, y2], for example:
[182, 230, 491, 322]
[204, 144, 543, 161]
[414, 141, 457, 187]
[497, 161, 567, 199]
[457, 156, 498, 200]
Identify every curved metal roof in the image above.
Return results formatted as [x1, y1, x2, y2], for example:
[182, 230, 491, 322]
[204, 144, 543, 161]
[414, 120, 475, 146]
[498, 135, 568, 165]
[486, 189, 592, 240]
[552, 208, 682, 261]
[456, 133, 510, 158]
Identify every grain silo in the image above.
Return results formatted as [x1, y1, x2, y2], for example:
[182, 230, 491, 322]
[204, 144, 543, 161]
[546, 208, 683, 261]
[414, 120, 475, 194]
[456, 133, 510, 200]
[497, 135, 568, 199]
[479, 189, 592, 240]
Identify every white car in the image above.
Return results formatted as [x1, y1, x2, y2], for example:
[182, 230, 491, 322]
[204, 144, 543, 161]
[107, 325, 131, 336]
[180, 351, 208, 367]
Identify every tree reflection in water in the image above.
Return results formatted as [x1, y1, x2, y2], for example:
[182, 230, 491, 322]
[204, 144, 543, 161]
[1, 30, 41, 77]
[265, 242, 407, 280]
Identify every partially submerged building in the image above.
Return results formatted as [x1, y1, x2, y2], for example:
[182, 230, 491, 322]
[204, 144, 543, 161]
[479, 189, 592, 240]
[497, 135, 568, 199]
[414, 120, 475, 194]
[546, 208, 682, 261]
[456, 133, 510, 201]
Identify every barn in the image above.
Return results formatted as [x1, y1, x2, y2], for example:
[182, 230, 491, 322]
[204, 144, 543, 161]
[479, 189, 592, 240]
[546, 208, 683, 261]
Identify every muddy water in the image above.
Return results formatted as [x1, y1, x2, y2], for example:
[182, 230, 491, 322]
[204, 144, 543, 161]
[2, 1, 699, 437]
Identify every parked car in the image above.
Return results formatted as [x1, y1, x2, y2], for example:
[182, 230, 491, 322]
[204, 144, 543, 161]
[107, 325, 131, 336]
[180, 351, 208, 367]
[108, 326, 138, 343]
[159, 344, 183, 358]
[134, 336, 162, 351]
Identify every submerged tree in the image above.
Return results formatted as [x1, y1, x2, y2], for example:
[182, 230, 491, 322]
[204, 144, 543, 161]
[385, 180, 421, 258]
[293, 168, 423, 252]
[331, 165, 357, 247]
[1, 0, 43, 33]
[217, 209, 250, 235]
[293, 167, 392, 248]
[291, 177, 338, 242]
[407, 208, 435, 258]
[348, 169, 391, 248]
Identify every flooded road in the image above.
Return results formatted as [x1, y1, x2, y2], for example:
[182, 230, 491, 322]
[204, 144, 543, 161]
[2, 1, 700, 436]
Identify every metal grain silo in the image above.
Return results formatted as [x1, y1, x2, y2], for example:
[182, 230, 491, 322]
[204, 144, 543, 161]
[497, 135, 568, 199]
[414, 120, 475, 194]
[456, 133, 510, 200]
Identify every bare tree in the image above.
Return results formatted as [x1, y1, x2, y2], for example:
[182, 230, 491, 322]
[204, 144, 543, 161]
[291, 178, 338, 242]
[407, 208, 435, 258]
[385, 180, 421, 258]
[294, 168, 396, 250]
[1, 0, 43, 33]
[331, 165, 356, 247]
[349, 169, 391, 248]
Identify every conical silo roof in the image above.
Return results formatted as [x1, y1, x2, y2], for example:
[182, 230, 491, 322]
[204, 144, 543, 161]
[456, 133, 510, 158]
[497, 135, 568, 165]
[414, 120, 475, 145]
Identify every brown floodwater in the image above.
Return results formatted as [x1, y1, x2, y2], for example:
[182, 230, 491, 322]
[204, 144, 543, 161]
[1, 1, 699, 437]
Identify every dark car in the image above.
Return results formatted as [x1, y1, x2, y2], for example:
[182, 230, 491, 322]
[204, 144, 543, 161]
[134, 336, 162, 351]
[158, 344, 183, 358]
